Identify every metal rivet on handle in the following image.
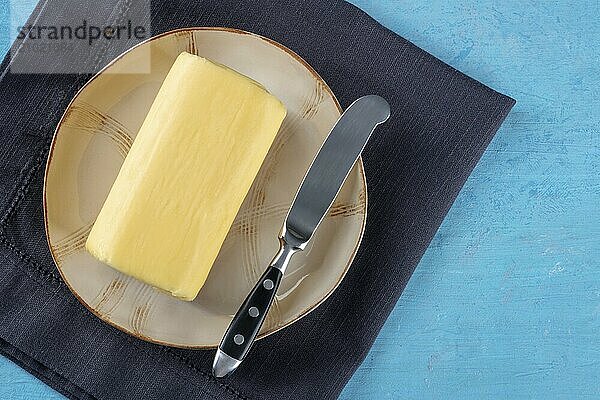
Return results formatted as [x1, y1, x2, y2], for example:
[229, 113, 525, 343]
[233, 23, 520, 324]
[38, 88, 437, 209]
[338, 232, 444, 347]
[263, 279, 274, 290]
[249, 307, 260, 317]
[234, 334, 245, 345]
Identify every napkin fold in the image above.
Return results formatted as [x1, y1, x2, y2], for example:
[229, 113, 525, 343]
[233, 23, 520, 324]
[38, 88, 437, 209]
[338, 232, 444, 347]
[0, 0, 514, 399]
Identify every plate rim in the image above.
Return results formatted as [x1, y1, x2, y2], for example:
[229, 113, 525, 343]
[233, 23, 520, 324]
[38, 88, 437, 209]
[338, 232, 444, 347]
[43, 26, 368, 349]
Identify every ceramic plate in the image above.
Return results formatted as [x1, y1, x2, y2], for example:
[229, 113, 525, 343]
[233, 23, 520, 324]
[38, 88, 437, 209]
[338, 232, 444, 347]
[44, 27, 367, 348]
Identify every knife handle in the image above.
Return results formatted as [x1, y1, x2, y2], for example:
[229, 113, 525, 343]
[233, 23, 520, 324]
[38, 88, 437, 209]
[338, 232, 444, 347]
[216, 238, 300, 368]
[219, 265, 282, 361]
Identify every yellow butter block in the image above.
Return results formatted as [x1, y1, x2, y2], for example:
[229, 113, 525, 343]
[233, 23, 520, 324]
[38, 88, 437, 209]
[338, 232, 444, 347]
[86, 52, 286, 301]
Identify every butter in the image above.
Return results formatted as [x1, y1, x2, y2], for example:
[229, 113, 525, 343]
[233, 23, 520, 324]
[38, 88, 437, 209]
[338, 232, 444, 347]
[86, 52, 286, 301]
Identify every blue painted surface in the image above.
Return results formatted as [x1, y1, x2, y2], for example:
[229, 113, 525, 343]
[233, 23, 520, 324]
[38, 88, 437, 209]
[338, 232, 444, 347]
[1, 0, 599, 399]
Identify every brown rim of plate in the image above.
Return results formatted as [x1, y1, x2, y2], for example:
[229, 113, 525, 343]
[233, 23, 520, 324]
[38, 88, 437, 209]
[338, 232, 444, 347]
[43, 27, 368, 349]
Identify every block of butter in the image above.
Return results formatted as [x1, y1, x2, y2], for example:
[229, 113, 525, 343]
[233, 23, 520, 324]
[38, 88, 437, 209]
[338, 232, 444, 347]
[86, 52, 286, 301]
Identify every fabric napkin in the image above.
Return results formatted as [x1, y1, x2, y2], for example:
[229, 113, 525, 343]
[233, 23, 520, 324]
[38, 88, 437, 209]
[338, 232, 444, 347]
[0, 0, 515, 399]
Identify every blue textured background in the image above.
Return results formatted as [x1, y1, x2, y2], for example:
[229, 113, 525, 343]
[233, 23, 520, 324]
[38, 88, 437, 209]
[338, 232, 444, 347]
[1, 0, 599, 398]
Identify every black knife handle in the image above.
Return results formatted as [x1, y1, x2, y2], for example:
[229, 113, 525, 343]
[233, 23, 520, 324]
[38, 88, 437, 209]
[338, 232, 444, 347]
[217, 235, 303, 365]
[219, 265, 283, 361]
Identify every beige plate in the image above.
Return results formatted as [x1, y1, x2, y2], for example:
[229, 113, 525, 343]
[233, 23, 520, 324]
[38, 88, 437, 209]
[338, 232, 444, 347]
[44, 27, 367, 348]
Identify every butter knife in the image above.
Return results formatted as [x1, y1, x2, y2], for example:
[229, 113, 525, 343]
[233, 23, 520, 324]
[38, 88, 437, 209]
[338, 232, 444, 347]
[213, 95, 391, 378]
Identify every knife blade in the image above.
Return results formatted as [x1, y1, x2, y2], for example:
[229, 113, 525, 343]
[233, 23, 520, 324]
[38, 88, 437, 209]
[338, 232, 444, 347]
[213, 95, 390, 378]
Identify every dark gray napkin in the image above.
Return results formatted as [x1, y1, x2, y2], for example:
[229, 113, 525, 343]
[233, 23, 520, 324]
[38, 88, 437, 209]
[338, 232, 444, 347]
[0, 1, 515, 399]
